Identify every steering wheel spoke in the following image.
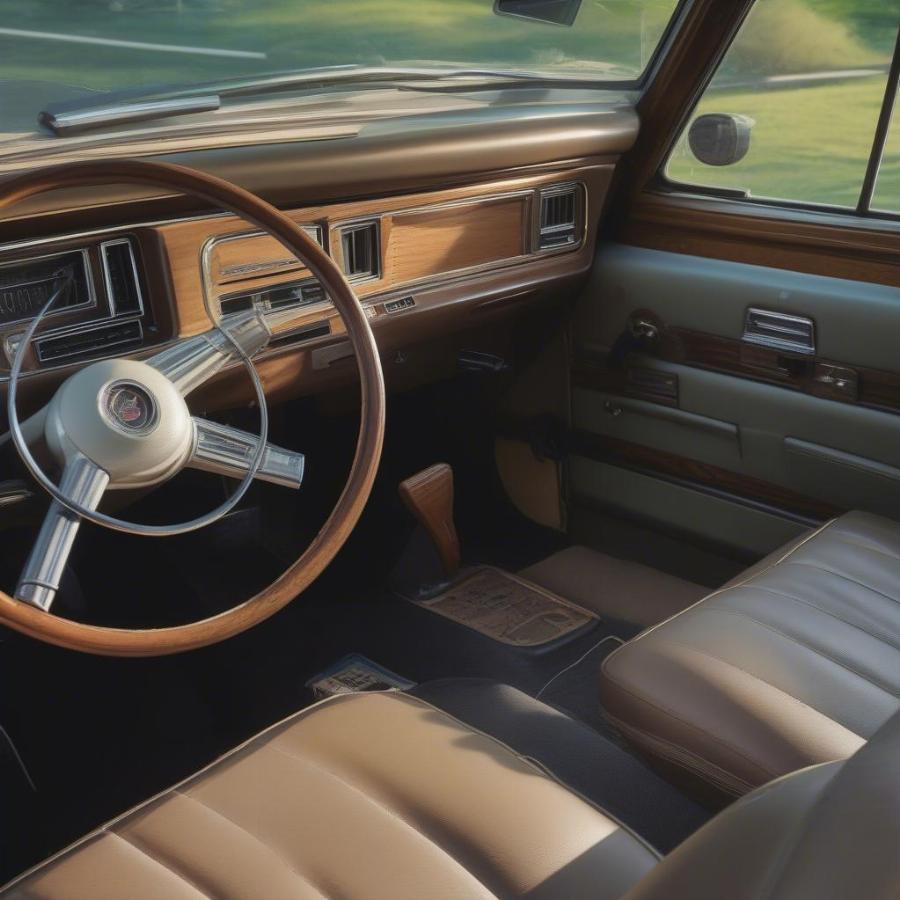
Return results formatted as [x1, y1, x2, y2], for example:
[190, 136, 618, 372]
[15, 455, 109, 611]
[189, 417, 304, 489]
[147, 310, 271, 396]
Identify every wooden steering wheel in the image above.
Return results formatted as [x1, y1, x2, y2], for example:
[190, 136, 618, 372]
[0, 159, 385, 656]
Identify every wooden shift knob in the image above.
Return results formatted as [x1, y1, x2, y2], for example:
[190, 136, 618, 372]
[398, 463, 460, 577]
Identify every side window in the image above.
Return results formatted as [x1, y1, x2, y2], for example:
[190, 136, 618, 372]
[872, 100, 899, 212]
[664, 0, 899, 214]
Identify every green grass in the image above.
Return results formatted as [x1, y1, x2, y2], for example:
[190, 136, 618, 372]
[666, 76, 899, 212]
[0, 0, 679, 96]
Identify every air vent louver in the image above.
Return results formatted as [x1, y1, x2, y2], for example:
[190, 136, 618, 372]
[35, 320, 143, 363]
[538, 187, 578, 250]
[339, 221, 379, 281]
[101, 238, 143, 316]
[218, 277, 326, 318]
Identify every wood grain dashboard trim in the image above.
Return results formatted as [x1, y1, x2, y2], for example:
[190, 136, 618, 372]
[156, 169, 598, 337]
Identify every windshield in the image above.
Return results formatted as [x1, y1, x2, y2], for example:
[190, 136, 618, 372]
[0, 0, 680, 132]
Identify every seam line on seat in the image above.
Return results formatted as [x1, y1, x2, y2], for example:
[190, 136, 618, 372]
[602, 712, 752, 796]
[600, 518, 835, 672]
[0, 694, 368, 897]
[702, 607, 900, 700]
[740, 584, 900, 653]
[649, 636, 869, 743]
[601, 656, 783, 782]
[172, 790, 330, 899]
[780, 560, 900, 611]
[827, 528, 900, 563]
[262, 743, 499, 896]
[110, 832, 214, 899]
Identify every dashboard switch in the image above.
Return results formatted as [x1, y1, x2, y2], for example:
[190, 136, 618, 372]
[384, 296, 415, 313]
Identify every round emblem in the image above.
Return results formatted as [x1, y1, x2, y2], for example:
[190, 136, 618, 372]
[102, 381, 158, 434]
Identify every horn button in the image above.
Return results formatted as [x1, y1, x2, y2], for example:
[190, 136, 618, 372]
[45, 359, 194, 488]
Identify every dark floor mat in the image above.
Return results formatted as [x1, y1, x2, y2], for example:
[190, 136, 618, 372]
[533, 634, 625, 732]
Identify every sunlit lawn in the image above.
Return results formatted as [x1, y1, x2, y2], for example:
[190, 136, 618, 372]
[0, 0, 677, 90]
[667, 76, 898, 212]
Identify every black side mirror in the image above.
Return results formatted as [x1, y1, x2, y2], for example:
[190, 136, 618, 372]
[688, 113, 755, 166]
[494, 0, 582, 27]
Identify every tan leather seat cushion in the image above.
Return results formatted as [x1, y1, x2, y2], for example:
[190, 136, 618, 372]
[600, 511, 900, 796]
[520, 546, 707, 628]
[623, 707, 900, 900]
[3, 691, 657, 899]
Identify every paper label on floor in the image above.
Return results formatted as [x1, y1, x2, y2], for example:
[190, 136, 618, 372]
[307, 654, 415, 699]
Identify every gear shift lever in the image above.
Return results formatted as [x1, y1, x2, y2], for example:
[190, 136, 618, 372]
[398, 463, 460, 578]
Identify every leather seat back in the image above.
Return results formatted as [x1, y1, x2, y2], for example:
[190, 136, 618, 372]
[623, 707, 900, 900]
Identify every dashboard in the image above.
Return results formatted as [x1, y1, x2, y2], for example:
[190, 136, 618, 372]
[1, 160, 613, 417]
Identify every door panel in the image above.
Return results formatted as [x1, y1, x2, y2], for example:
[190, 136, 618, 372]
[570, 243, 900, 554]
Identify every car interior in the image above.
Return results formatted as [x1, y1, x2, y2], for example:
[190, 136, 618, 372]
[0, 0, 898, 897]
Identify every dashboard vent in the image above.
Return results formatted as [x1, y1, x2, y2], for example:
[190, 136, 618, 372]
[101, 238, 143, 316]
[339, 221, 379, 281]
[219, 277, 326, 318]
[538, 187, 578, 250]
[35, 319, 143, 364]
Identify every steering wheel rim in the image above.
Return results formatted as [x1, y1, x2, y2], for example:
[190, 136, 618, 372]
[0, 158, 386, 656]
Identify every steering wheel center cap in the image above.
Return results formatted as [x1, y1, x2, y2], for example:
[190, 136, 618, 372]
[101, 381, 159, 435]
[45, 359, 194, 488]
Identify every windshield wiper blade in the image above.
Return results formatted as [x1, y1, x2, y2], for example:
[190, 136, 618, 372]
[37, 64, 609, 137]
[210, 65, 547, 97]
[40, 94, 220, 136]
[37, 65, 558, 136]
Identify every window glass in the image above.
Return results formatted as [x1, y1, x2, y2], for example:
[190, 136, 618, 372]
[665, 0, 897, 210]
[872, 98, 900, 211]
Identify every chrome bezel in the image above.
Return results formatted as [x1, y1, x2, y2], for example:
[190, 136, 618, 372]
[0, 247, 96, 328]
[100, 237, 146, 318]
[99, 379, 160, 436]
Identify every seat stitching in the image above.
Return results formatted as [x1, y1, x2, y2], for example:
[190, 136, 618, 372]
[702, 607, 900, 700]
[603, 629, 870, 782]
[601, 652, 785, 781]
[739, 584, 900, 653]
[780, 560, 900, 610]
[602, 712, 752, 795]
[109, 832, 214, 899]
[171, 790, 331, 899]
[601, 518, 834, 671]
[258, 744, 499, 896]
[644, 636, 871, 743]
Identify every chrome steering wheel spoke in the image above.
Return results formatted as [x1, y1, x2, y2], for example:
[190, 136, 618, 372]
[146, 309, 271, 396]
[189, 417, 304, 489]
[15, 454, 109, 611]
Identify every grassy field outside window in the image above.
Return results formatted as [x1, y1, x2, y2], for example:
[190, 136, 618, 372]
[666, 0, 899, 212]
